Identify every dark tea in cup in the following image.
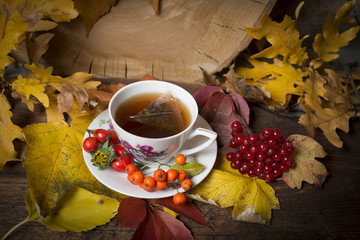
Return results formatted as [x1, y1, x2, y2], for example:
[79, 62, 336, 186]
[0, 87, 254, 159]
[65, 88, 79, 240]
[114, 93, 191, 138]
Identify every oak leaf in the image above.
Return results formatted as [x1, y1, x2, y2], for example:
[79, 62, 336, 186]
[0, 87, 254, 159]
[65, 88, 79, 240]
[25, 186, 119, 232]
[245, 14, 308, 65]
[22, 114, 126, 217]
[0, 93, 24, 171]
[282, 135, 328, 189]
[11, 63, 100, 113]
[0, 7, 28, 76]
[310, 1, 360, 68]
[74, 0, 117, 36]
[237, 58, 307, 107]
[299, 69, 355, 148]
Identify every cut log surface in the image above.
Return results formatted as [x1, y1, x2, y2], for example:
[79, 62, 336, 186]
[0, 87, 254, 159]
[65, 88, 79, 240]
[44, 0, 276, 82]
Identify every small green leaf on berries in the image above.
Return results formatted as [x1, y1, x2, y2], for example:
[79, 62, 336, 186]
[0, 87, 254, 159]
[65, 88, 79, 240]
[172, 162, 205, 176]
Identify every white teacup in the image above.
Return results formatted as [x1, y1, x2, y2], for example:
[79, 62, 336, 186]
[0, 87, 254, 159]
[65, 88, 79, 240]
[108, 80, 217, 165]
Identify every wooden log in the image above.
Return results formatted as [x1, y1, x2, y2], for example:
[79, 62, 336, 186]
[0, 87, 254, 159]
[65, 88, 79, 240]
[43, 0, 276, 82]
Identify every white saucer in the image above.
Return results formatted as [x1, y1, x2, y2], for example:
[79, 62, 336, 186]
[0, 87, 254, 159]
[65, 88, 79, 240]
[82, 109, 217, 199]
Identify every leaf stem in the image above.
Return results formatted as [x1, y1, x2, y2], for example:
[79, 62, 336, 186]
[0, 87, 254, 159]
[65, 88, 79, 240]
[1, 216, 31, 240]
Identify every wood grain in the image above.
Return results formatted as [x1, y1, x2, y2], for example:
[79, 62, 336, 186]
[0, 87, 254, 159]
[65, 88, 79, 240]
[42, 0, 276, 82]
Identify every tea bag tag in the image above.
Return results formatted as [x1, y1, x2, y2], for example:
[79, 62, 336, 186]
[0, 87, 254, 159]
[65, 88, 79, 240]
[129, 93, 186, 135]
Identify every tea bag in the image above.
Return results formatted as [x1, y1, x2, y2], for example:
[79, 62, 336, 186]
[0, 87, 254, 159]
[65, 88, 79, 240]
[129, 93, 186, 135]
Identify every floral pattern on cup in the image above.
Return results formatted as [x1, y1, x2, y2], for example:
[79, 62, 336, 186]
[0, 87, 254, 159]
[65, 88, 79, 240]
[120, 139, 168, 162]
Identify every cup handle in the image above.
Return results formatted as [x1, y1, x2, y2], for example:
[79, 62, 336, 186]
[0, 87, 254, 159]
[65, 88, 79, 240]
[179, 128, 217, 156]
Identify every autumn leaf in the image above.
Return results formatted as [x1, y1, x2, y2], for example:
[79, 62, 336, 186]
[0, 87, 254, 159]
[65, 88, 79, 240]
[153, 197, 212, 231]
[190, 156, 280, 225]
[299, 69, 355, 148]
[310, 1, 360, 69]
[26, 33, 54, 64]
[11, 63, 100, 112]
[22, 113, 126, 217]
[74, 0, 117, 36]
[86, 83, 126, 108]
[117, 197, 147, 227]
[117, 198, 195, 240]
[245, 14, 308, 65]
[25, 186, 119, 232]
[282, 135, 328, 189]
[237, 58, 307, 107]
[0, 93, 24, 171]
[0, 7, 28, 76]
[146, 0, 160, 15]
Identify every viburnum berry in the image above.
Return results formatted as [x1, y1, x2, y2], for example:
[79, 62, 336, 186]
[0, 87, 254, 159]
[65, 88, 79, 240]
[231, 121, 243, 133]
[226, 122, 296, 182]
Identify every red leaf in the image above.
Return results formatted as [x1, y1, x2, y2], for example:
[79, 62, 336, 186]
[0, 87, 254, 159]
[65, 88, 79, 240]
[153, 197, 213, 232]
[193, 86, 224, 109]
[132, 207, 157, 240]
[152, 208, 194, 240]
[132, 204, 194, 240]
[229, 92, 250, 124]
[117, 197, 147, 227]
[200, 92, 236, 124]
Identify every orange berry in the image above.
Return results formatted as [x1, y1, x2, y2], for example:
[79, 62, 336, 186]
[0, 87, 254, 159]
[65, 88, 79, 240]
[181, 179, 192, 191]
[143, 176, 156, 192]
[177, 169, 187, 181]
[166, 169, 178, 182]
[173, 192, 186, 205]
[156, 180, 168, 190]
[130, 171, 144, 185]
[125, 164, 137, 175]
[153, 169, 167, 182]
[175, 154, 186, 165]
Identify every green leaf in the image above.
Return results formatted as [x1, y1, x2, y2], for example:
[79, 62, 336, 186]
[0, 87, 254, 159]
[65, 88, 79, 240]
[172, 162, 205, 176]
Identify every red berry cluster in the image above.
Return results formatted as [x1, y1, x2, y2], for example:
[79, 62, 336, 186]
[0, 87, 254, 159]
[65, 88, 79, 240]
[226, 121, 295, 182]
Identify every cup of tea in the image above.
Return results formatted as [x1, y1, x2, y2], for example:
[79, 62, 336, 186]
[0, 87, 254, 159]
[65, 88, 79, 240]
[108, 80, 217, 165]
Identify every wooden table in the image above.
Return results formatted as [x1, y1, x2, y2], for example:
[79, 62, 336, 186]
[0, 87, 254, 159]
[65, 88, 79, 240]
[1, 79, 359, 240]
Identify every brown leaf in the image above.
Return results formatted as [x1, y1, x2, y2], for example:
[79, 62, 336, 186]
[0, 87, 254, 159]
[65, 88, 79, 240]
[26, 33, 54, 64]
[74, 0, 117, 36]
[86, 83, 125, 108]
[282, 134, 328, 189]
[146, 0, 160, 15]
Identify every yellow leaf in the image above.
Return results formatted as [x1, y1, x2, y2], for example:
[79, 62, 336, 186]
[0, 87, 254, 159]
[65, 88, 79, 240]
[20, 0, 78, 23]
[73, 0, 116, 36]
[0, 93, 24, 171]
[282, 135, 328, 189]
[11, 91, 36, 112]
[11, 64, 100, 112]
[11, 74, 50, 107]
[233, 178, 279, 224]
[26, 186, 119, 232]
[299, 69, 355, 147]
[0, 8, 28, 76]
[45, 90, 65, 122]
[237, 58, 307, 106]
[245, 14, 308, 65]
[23, 114, 126, 217]
[190, 156, 279, 224]
[310, 1, 360, 68]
